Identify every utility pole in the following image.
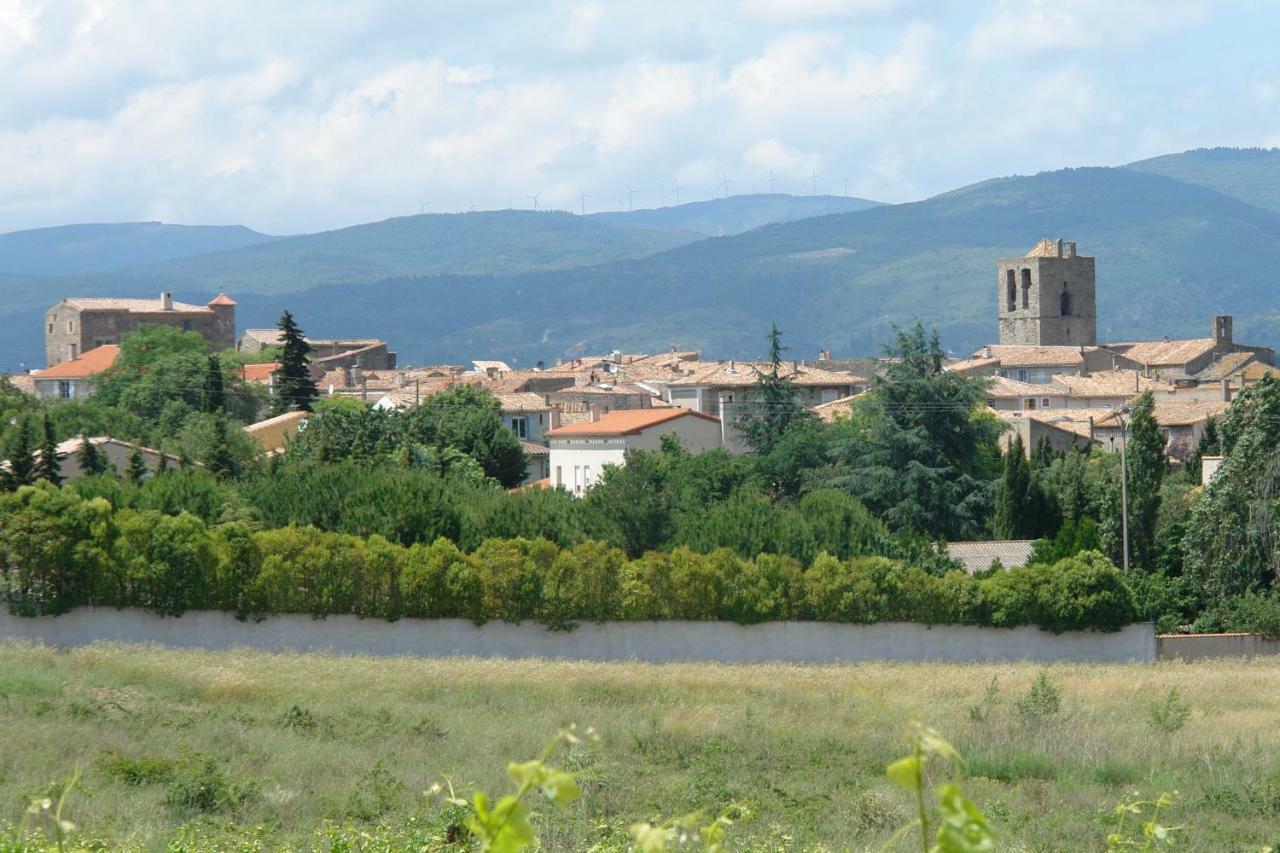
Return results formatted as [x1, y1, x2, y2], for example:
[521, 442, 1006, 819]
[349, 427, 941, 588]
[1117, 408, 1131, 572]
[415, 379, 420, 407]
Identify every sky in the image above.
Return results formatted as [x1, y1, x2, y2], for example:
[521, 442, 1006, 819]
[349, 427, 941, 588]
[2, 0, 1279, 235]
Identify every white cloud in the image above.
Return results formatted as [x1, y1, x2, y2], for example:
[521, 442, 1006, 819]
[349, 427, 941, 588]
[0, 0, 1268, 233]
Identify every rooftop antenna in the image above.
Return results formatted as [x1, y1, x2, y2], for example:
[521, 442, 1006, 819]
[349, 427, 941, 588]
[526, 191, 541, 211]
[624, 184, 637, 211]
[768, 169, 776, 194]
[578, 188, 591, 215]
[672, 178, 683, 206]
[719, 172, 732, 199]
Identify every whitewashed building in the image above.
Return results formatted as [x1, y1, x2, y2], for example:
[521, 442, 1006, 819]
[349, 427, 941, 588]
[545, 407, 722, 495]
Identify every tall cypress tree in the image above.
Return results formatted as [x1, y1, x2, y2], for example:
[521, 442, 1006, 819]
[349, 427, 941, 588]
[3, 416, 36, 489]
[1125, 390, 1166, 570]
[202, 355, 227, 414]
[35, 415, 62, 486]
[993, 434, 1031, 539]
[205, 416, 239, 480]
[126, 448, 148, 484]
[273, 310, 318, 414]
[77, 436, 108, 477]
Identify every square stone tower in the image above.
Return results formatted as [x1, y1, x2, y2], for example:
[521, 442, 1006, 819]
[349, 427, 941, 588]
[997, 238, 1096, 346]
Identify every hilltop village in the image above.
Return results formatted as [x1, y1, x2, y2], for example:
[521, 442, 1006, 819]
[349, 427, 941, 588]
[11, 238, 1271, 492]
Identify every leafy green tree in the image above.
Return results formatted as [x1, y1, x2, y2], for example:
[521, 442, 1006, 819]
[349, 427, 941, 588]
[272, 310, 318, 414]
[36, 415, 63, 486]
[1184, 416, 1219, 484]
[1184, 374, 1280, 600]
[2, 415, 36, 490]
[201, 355, 227, 414]
[126, 448, 148, 484]
[404, 385, 526, 488]
[583, 448, 677, 557]
[737, 323, 811, 454]
[819, 323, 1002, 539]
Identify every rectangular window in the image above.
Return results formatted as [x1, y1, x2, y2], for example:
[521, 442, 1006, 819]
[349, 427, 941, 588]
[584, 465, 592, 488]
[555, 466, 562, 487]
[573, 466, 582, 494]
[511, 416, 528, 439]
[58, 381, 72, 400]
[821, 389, 839, 403]
[48, 323, 53, 334]
[68, 321, 73, 332]
[1026, 398, 1037, 410]
[1041, 398, 1051, 408]
[1017, 369, 1028, 382]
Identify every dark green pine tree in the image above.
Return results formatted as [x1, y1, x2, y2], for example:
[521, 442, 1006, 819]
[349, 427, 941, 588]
[76, 436, 109, 477]
[1030, 434, 1059, 469]
[738, 322, 810, 454]
[155, 451, 170, 475]
[35, 415, 62, 486]
[993, 434, 1032, 539]
[3, 416, 37, 490]
[272, 310, 318, 414]
[126, 448, 148, 484]
[202, 355, 227, 414]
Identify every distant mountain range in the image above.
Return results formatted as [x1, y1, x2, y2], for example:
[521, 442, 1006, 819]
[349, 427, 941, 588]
[3, 149, 1280, 370]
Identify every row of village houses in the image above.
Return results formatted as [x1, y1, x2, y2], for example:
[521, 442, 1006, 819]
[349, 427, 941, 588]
[8, 312, 1274, 493]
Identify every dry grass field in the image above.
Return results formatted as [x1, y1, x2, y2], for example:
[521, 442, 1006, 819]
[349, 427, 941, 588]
[0, 641, 1278, 850]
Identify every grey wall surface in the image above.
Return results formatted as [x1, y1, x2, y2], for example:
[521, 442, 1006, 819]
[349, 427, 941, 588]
[0, 608, 1156, 663]
[1156, 633, 1280, 660]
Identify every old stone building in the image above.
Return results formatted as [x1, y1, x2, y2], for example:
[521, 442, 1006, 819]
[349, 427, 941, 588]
[997, 238, 1097, 347]
[45, 293, 236, 366]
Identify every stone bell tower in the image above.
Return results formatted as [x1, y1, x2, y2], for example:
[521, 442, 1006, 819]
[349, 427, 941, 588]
[997, 238, 1096, 346]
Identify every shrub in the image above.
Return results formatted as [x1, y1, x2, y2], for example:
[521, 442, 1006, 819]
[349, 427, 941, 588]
[1149, 687, 1191, 734]
[1015, 672, 1062, 725]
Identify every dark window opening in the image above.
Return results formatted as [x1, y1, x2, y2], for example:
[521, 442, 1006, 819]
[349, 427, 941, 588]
[182, 320, 193, 331]
[1060, 290, 1073, 317]
[1005, 270, 1016, 311]
[1020, 269, 1031, 309]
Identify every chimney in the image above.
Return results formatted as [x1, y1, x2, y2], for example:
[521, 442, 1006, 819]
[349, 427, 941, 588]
[161, 292, 174, 311]
[718, 391, 733, 448]
[1067, 241, 1077, 258]
[352, 364, 364, 386]
[1213, 315, 1233, 350]
[1221, 378, 1231, 402]
[550, 408, 561, 429]
[982, 345, 992, 359]
[589, 403, 602, 422]
[1056, 238, 1064, 258]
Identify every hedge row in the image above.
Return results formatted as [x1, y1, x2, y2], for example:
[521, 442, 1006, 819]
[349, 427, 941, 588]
[0, 484, 1138, 632]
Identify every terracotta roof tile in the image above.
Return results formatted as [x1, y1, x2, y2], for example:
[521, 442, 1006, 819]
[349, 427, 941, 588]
[62, 297, 212, 314]
[37, 345, 120, 378]
[546, 408, 719, 437]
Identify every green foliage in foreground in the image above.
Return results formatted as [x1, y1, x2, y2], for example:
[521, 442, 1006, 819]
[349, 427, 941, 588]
[0, 482, 1138, 632]
[0, 646, 1267, 851]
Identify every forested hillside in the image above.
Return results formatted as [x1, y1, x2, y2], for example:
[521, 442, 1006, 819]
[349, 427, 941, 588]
[235, 167, 1280, 365]
[1126, 147, 1280, 213]
[592, 193, 881, 237]
[0, 222, 275, 276]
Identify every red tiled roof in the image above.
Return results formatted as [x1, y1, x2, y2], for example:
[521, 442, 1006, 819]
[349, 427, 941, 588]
[240, 362, 280, 383]
[207, 293, 237, 306]
[546, 407, 719, 437]
[38, 345, 120, 378]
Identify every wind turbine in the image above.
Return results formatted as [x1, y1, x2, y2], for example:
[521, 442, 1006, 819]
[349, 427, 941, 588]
[768, 169, 776, 194]
[810, 167, 818, 197]
[419, 199, 431, 215]
[719, 172, 732, 199]
[526, 191, 541, 211]
[624, 184, 637, 212]
[672, 178, 684, 206]
[578, 188, 591, 215]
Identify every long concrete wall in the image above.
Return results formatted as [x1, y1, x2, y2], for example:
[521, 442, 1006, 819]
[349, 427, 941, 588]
[1156, 633, 1280, 661]
[0, 608, 1156, 663]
